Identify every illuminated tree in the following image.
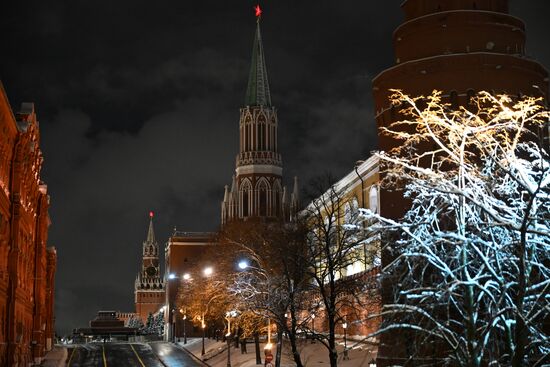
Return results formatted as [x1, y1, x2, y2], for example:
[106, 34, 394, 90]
[176, 262, 235, 338]
[365, 90, 550, 366]
[302, 177, 379, 367]
[220, 220, 310, 367]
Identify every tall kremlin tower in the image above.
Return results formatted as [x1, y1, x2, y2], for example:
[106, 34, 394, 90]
[221, 6, 298, 225]
[371, 1, 548, 365]
[134, 212, 165, 322]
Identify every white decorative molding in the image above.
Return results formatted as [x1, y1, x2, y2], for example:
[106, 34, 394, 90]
[236, 164, 283, 176]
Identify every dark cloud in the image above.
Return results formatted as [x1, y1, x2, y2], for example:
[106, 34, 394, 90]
[1, 0, 549, 335]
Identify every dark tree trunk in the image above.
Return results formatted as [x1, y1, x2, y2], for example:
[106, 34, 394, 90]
[275, 329, 283, 367]
[288, 310, 304, 367]
[235, 327, 240, 348]
[254, 331, 262, 365]
[241, 337, 247, 354]
[328, 317, 338, 367]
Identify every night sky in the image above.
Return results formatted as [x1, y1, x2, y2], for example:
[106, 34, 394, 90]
[1, 1, 549, 335]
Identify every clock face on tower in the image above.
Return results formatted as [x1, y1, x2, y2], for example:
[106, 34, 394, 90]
[146, 266, 157, 277]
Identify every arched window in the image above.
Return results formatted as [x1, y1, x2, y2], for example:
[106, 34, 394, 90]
[351, 197, 359, 215]
[246, 124, 251, 151]
[240, 179, 252, 217]
[369, 185, 379, 214]
[344, 202, 352, 223]
[257, 179, 269, 217]
[259, 123, 265, 150]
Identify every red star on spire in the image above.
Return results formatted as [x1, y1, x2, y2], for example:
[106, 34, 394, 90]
[149, 211, 154, 218]
[254, 5, 262, 18]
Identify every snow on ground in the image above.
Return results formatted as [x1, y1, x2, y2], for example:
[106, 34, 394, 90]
[178, 337, 377, 367]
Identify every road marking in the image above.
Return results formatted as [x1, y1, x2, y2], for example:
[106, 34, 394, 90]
[102, 344, 108, 367]
[130, 344, 147, 367]
[67, 346, 78, 366]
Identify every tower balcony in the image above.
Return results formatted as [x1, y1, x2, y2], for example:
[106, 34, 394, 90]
[236, 151, 282, 167]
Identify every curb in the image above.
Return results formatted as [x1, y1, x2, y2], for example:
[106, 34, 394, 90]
[173, 343, 212, 367]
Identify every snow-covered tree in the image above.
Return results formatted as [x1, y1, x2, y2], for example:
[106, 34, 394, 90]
[143, 312, 154, 335]
[302, 176, 379, 367]
[153, 311, 165, 336]
[127, 315, 144, 330]
[220, 219, 310, 367]
[364, 90, 550, 366]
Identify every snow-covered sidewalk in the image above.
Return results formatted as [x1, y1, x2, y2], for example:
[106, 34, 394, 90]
[41, 345, 68, 367]
[178, 337, 377, 367]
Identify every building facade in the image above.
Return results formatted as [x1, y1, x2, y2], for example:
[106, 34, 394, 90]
[221, 15, 298, 225]
[134, 213, 165, 323]
[303, 157, 382, 339]
[0, 82, 57, 366]
[164, 231, 217, 341]
[371, 1, 548, 365]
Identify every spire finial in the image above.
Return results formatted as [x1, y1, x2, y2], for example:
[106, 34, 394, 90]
[245, 5, 272, 107]
[146, 212, 155, 244]
[254, 5, 262, 21]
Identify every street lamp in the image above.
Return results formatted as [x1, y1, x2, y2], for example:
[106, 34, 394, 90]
[201, 319, 206, 355]
[183, 273, 191, 280]
[311, 314, 316, 344]
[226, 311, 237, 367]
[168, 273, 177, 279]
[264, 320, 273, 367]
[204, 266, 213, 277]
[238, 260, 249, 270]
[342, 322, 349, 360]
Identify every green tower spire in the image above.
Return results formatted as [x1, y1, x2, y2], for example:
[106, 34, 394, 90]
[245, 16, 272, 107]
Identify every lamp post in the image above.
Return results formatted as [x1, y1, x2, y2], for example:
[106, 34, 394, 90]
[172, 309, 177, 343]
[342, 322, 349, 360]
[311, 314, 315, 344]
[200, 266, 214, 355]
[201, 318, 206, 356]
[181, 273, 191, 345]
[226, 311, 237, 367]
[183, 313, 187, 344]
[264, 320, 273, 367]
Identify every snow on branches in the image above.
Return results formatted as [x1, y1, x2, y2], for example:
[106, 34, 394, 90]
[364, 90, 550, 366]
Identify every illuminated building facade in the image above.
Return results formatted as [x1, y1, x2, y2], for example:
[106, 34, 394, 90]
[0, 82, 57, 366]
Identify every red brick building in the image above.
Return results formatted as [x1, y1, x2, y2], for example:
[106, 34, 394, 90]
[0, 82, 57, 366]
[164, 231, 217, 341]
[371, 1, 548, 365]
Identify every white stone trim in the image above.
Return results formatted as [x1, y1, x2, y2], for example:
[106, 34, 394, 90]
[236, 164, 283, 176]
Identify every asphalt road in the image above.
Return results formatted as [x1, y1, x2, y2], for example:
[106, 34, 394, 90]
[66, 342, 199, 367]
[149, 342, 204, 367]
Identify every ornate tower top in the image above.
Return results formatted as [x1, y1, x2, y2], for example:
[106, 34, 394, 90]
[135, 212, 164, 290]
[221, 5, 299, 224]
[245, 5, 272, 107]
